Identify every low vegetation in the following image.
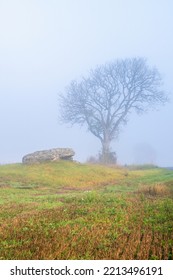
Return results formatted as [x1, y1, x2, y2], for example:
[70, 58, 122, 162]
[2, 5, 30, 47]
[0, 161, 172, 260]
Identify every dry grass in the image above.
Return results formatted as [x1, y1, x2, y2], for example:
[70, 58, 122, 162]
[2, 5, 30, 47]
[138, 183, 170, 196]
[0, 162, 173, 260]
[0, 194, 172, 260]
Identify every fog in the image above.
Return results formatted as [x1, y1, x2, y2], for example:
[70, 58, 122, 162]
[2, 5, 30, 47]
[0, 0, 173, 166]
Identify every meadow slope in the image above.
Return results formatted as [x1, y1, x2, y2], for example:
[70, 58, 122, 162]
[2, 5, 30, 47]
[0, 161, 173, 260]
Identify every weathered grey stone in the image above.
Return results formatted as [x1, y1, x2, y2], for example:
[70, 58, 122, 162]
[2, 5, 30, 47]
[22, 148, 75, 164]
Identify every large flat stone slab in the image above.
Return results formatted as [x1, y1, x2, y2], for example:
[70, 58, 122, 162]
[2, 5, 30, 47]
[22, 148, 75, 164]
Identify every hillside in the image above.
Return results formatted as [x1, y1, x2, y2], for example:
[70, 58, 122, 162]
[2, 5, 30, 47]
[0, 161, 173, 260]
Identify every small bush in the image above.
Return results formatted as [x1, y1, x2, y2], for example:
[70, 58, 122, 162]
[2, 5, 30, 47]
[98, 151, 117, 165]
[87, 151, 117, 165]
[86, 156, 98, 164]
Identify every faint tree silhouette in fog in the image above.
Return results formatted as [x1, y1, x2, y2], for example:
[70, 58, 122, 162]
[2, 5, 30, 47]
[59, 58, 168, 164]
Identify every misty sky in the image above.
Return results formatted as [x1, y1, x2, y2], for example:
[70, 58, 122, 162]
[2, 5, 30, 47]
[0, 0, 173, 166]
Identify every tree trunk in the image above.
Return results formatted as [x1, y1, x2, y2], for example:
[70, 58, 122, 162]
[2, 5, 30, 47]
[100, 132, 117, 165]
[101, 135, 111, 164]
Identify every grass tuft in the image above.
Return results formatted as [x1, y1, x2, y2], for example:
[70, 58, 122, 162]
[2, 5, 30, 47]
[138, 183, 170, 196]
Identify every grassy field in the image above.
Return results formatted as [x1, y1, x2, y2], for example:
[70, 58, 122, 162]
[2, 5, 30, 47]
[0, 161, 173, 260]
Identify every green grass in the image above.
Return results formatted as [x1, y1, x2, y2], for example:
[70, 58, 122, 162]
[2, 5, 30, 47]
[0, 161, 173, 260]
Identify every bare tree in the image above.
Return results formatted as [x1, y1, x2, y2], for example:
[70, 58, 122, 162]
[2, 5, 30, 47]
[59, 58, 168, 164]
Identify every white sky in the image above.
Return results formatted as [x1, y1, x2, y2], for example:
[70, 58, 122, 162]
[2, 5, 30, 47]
[0, 0, 173, 166]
